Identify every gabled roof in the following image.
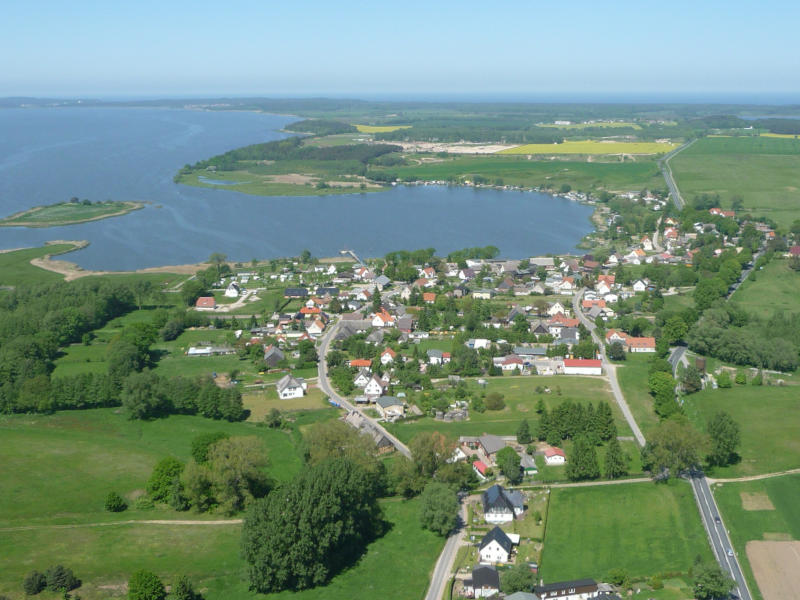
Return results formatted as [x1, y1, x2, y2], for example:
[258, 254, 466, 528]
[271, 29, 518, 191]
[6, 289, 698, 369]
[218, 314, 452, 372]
[564, 359, 601, 368]
[479, 526, 513, 553]
[534, 579, 597, 595]
[195, 296, 216, 308]
[479, 434, 505, 455]
[381, 347, 397, 357]
[471, 566, 500, 589]
[482, 484, 523, 513]
[376, 396, 403, 409]
[276, 374, 304, 393]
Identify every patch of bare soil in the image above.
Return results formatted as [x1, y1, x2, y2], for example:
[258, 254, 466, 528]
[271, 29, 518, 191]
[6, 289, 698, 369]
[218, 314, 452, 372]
[741, 492, 775, 511]
[265, 173, 317, 185]
[747, 540, 800, 600]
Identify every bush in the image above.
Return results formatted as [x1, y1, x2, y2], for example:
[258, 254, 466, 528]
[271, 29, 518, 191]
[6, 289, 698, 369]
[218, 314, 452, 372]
[606, 567, 630, 589]
[650, 575, 664, 589]
[128, 570, 166, 600]
[45, 565, 80, 592]
[716, 371, 732, 388]
[751, 372, 763, 386]
[23, 571, 47, 595]
[484, 392, 505, 411]
[147, 457, 185, 501]
[190, 432, 229, 464]
[735, 370, 747, 385]
[135, 496, 155, 510]
[105, 491, 128, 512]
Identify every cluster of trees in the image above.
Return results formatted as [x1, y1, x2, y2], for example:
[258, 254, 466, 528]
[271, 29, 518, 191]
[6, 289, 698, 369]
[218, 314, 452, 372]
[241, 457, 383, 593]
[128, 570, 202, 600]
[285, 119, 357, 136]
[689, 306, 799, 371]
[371, 116, 565, 144]
[445, 245, 500, 265]
[536, 400, 617, 446]
[187, 136, 402, 172]
[23, 565, 80, 595]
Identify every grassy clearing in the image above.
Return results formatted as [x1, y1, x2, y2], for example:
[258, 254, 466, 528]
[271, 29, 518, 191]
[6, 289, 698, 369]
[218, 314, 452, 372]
[542, 481, 711, 582]
[0, 494, 441, 600]
[683, 386, 800, 478]
[243, 387, 327, 422]
[499, 140, 677, 155]
[671, 136, 800, 227]
[178, 170, 380, 197]
[730, 259, 800, 317]
[614, 354, 660, 435]
[0, 201, 143, 227]
[354, 124, 411, 133]
[0, 243, 76, 286]
[713, 475, 800, 600]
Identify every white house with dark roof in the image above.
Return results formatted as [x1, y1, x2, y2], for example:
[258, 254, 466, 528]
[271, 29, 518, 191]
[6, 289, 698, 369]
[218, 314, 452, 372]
[363, 375, 385, 399]
[482, 484, 524, 524]
[276, 374, 307, 399]
[478, 526, 519, 564]
[464, 566, 500, 598]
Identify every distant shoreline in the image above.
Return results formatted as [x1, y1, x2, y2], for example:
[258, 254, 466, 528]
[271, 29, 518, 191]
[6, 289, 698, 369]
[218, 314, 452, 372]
[0, 200, 145, 228]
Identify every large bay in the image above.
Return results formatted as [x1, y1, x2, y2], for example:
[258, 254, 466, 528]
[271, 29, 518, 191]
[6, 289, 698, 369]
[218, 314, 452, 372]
[0, 107, 594, 270]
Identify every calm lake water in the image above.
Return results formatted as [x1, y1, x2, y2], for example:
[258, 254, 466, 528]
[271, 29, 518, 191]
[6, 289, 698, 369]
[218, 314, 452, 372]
[0, 107, 594, 270]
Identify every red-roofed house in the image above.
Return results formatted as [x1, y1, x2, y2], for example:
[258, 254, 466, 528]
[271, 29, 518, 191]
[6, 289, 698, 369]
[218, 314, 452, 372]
[349, 358, 372, 368]
[627, 336, 656, 353]
[422, 292, 436, 304]
[709, 208, 736, 218]
[372, 309, 396, 328]
[195, 297, 216, 310]
[473, 460, 489, 480]
[544, 447, 566, 466]
[563, 359, 602, 375]
[380, 347, 397, 365]
[300, 306, 321, 316]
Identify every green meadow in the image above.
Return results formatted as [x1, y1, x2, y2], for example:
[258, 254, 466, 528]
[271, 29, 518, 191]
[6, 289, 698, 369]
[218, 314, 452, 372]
[730, 258, 800, 318]
[0, 201, 143, 227]
[671, 136, 800, 227]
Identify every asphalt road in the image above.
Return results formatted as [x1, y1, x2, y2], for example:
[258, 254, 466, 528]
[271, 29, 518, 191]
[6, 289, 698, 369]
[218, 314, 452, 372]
[659, 139, 696, 209]
[316, 319, 412, 458]
[573, 289, 646, 447]
[691, 474, 753, 600]
[423, 505, 466, 600]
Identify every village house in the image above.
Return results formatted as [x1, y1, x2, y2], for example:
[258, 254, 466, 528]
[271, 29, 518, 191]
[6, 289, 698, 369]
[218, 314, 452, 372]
[376, 396, 405, 419]
[482, 484, 525, 524]
[276, 374, 307, 399]
[423, 292, 436, 304]
[563, 359, 602, 375]
[224, 282, 241, 298]
[544, 446, 567, 466]
[472, 460, 490, 480]
[380, 347, 396, 365]
[353, 368, 372, 387]
[478, 526, 519, 564]
[632, 278, 649, 293]
[533, 578, 599, 600]
[349, 358, 372, 369]
[263, 345, 285, 367]
[372, 308, 396, 328]
[363, 374, 386, 399]
[427, 349, 452, 365]
[627, 336, 656, 353]
[284, 287, 308, 298]
[464, 566, 500, 598]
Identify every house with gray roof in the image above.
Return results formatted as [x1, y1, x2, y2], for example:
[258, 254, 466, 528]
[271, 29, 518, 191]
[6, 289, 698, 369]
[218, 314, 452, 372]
[478, 526, 517, 564]
[376, 396, 405, 419]
[276, 374, 306, 399]
[482, 484, 525, 523]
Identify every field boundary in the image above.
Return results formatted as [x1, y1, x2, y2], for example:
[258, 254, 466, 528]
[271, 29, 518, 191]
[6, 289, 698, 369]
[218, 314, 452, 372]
[0, 519, 243, 533]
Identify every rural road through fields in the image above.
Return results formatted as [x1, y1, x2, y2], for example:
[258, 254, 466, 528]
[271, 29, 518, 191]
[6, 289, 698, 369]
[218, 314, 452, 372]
[691, 474, 753, 600]
[317, 319, 411, 459]
[659, 138, 696, 209]
[572, 289, 646, 447]
[424, 503, 467, 600]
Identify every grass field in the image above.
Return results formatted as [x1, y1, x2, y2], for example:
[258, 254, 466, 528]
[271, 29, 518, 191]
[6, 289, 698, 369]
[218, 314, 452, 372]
[499, 140, 677, 155]
[683, 385, 800, 478]
[671, 136, 800, 227]
[0, 201, 143, 227]
[730, 259, 800, 317]
[713, 474, 800, 600]
[614, 354, 660, 435]
[542, 481, 712, 582]
[0, 406, 443, 600]
[0, 243, 76, 286]
[381, 154, 665, 192]
[178, 170, 381, 197]
[353, 124, 411, 133]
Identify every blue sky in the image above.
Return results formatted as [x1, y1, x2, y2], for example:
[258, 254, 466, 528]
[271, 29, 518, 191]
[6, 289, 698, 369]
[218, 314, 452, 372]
[2, 0, 799, 99]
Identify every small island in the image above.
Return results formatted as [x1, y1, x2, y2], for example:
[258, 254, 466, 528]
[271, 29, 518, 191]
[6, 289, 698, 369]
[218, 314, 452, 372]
[0, 199, 144, 228]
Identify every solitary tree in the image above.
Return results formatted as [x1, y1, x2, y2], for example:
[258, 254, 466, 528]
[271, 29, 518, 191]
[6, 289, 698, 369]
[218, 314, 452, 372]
[706, 412, 740, 467]
[501, 562, 536, 593]
[641, 416, 708, 479]
[496, 446, 523, 485]
[419, 482, 459, 536]
[682, 365, 703, 394]
[128, 570, 166, 600]
[608, 341, 626, 361]
[692, 562, 734, 600]
[104, 491, 128, 512]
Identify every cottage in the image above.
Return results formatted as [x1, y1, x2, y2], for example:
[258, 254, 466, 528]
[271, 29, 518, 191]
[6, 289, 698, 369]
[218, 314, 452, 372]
[533, 578, 598, 600]
[547, 302, 566, 316]
[466, 338, 491, 350]
[520, 453, 538, 476]
[478, 526, 518, 564]
[427, 349, 451, 365]
[464, 566, 500, 598]
[276, 374, 307, 399]
[473, 460, 490, 480]
[353, 368, 372, 388]
[482, 484, 524, 523]
[263, 345, 285, 367]
[363, 375, 385, 398]
[372, 309, 396, 328]
[563, 359, 602, 375]
[349, 358, 372, 368]
[224, 282, 241, 298]
[544, 447, 566, 466]
[632, 279, 648, 293]
[422, 292, 437, 304]
[284, 287, 308, 298]
[473, 289, 495, 300]
[627, 336, 656, 353]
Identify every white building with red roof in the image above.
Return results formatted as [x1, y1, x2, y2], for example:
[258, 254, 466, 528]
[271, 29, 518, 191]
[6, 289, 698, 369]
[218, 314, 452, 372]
[563, 359, 602, 375]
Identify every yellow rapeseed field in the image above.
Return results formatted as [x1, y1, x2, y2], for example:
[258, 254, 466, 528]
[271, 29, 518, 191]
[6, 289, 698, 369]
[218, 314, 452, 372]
[498, 140, 678, 155]
[354, 124, 412, 133]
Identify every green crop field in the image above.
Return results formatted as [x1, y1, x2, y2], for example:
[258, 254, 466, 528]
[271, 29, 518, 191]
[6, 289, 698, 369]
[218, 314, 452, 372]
[731, 259, 800, 317]
[381, 154, 665, 192]
[0, 201, 143, 227]
[542, 482, 712, 582]
[499, 140, 677, 155]
[354, 124, 411, 133]
[684, 385, 800, 477]
[671, 136, 800, 227]
[713, 474, 800, 600]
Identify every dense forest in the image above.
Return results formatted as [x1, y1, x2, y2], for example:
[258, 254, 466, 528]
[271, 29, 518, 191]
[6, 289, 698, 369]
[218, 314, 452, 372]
[284, 119, 357, 136]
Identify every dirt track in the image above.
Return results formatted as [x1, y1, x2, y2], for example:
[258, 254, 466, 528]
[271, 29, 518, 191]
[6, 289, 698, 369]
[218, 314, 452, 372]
[746, 540, 800, 600]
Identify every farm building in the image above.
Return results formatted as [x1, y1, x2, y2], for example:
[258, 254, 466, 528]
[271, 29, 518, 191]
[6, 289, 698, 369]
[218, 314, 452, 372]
[563, 359, 602, 375]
